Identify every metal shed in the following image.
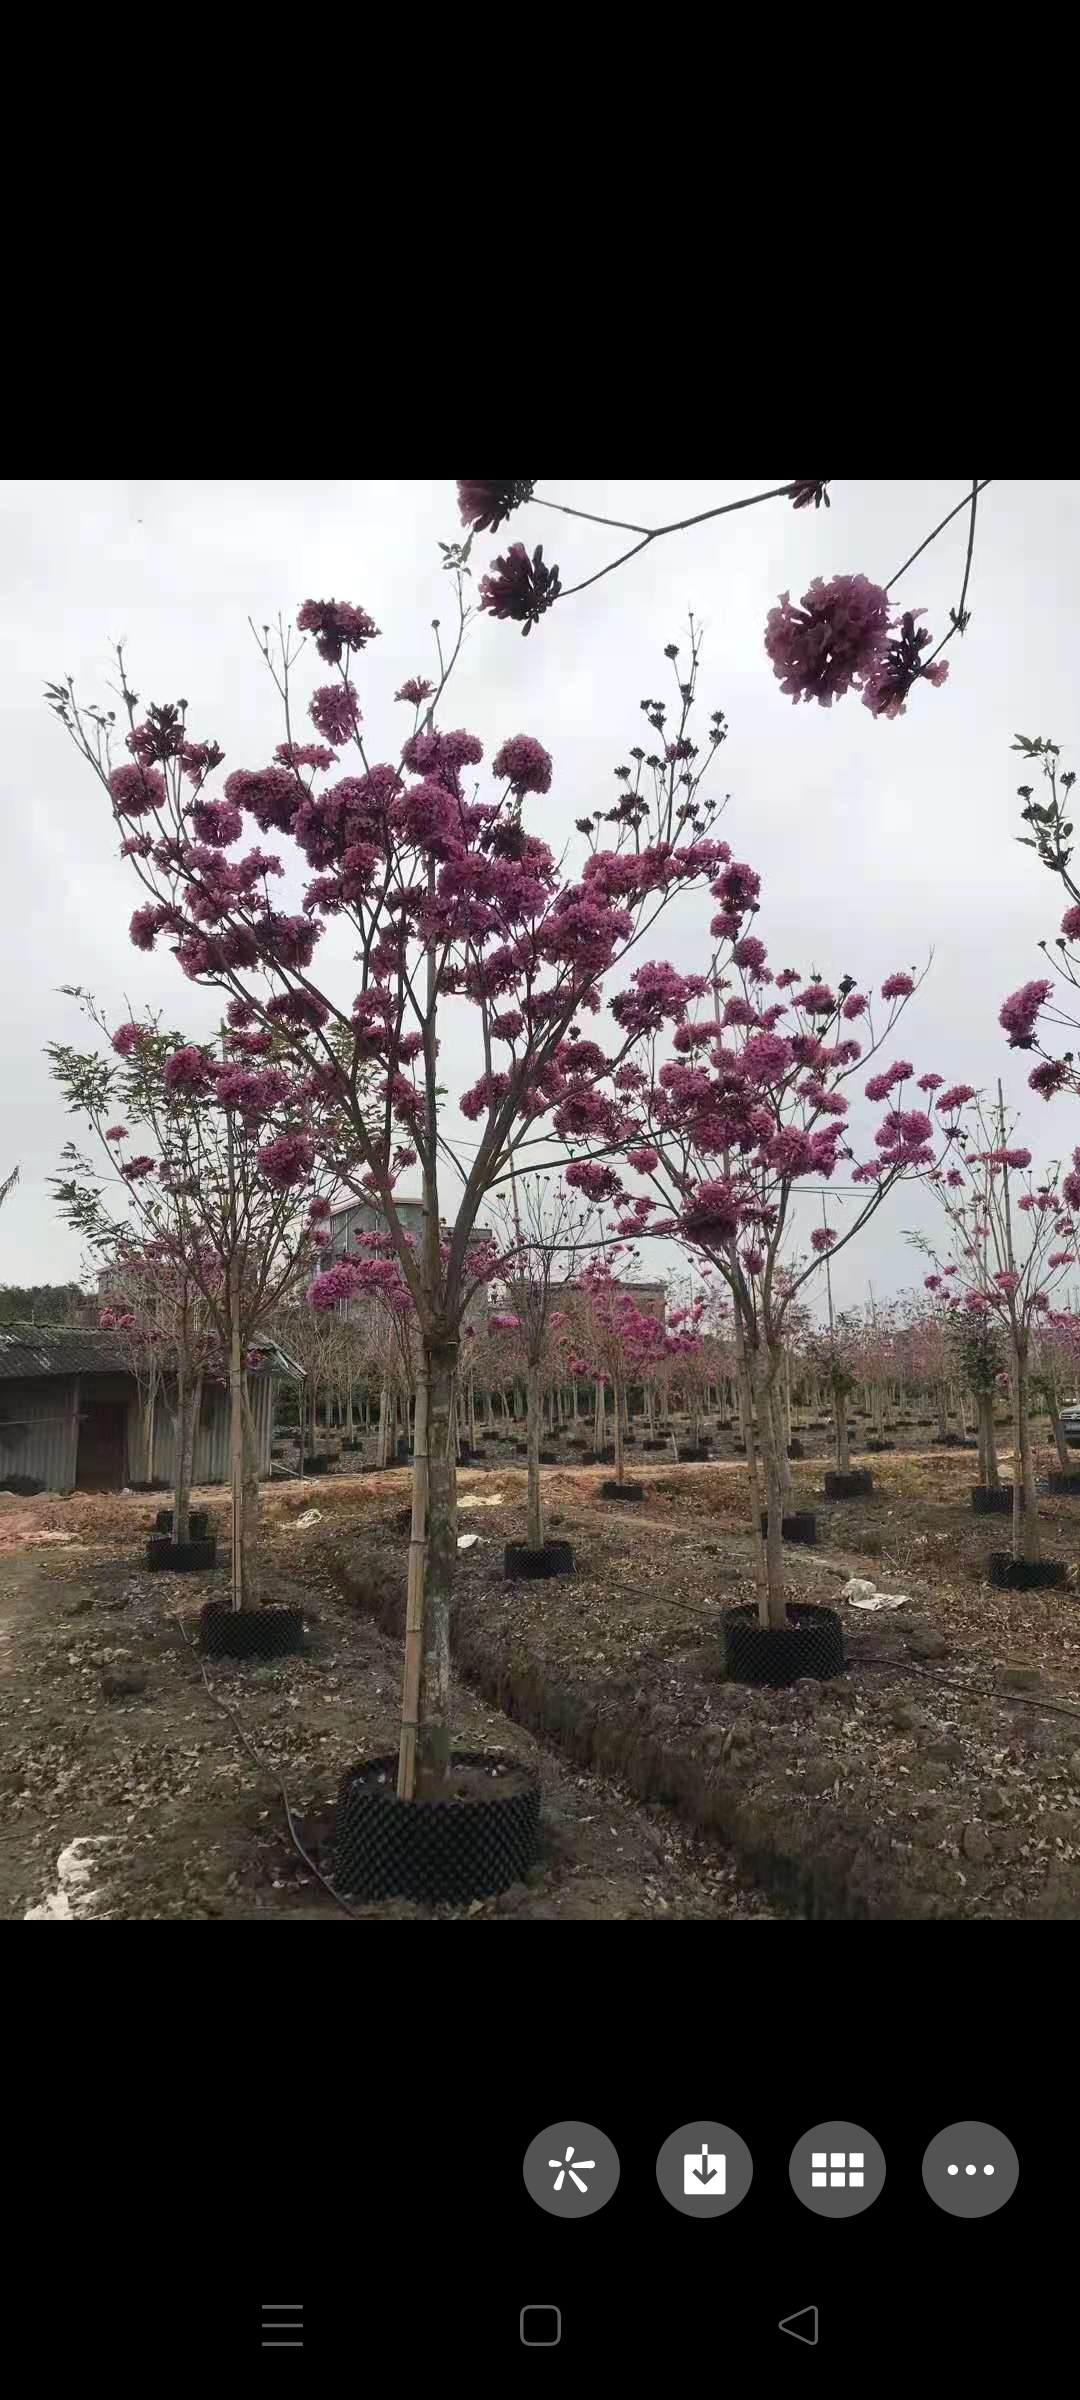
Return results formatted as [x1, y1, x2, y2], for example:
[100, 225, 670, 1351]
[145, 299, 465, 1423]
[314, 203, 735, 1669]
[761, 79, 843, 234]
[0, 1324, 302, 1494]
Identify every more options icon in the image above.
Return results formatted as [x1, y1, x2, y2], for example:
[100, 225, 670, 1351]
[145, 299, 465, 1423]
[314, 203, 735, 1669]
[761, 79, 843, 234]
[921, 2122, 1019, 2217]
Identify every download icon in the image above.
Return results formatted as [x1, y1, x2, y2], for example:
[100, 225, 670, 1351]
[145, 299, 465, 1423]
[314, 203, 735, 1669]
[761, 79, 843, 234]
[683, 2145, 725, 2196]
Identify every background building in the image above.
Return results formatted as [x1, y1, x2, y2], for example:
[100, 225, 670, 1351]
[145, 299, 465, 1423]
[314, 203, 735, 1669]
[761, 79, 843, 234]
[325, 1196, 490, 1332]
[0, 1323, 300, 1493]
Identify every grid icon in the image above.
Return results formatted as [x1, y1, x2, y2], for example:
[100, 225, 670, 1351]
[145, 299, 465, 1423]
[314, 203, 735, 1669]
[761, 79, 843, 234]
[811, 2151, 864, 2188]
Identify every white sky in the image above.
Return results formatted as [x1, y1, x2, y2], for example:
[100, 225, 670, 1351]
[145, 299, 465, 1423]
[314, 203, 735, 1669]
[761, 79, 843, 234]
[3, 477, 1077, 1319]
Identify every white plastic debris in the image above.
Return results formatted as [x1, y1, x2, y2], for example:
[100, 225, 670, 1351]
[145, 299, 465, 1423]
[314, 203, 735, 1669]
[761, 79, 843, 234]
[841, 1575, 909, 1612]
[24, 1836, 111, 1920]
[294, 1508, 323, 1529]
[458, 1492, 505, 1509]
[26, 1530, 82, 1547]
[457, 1532, 481, 1550]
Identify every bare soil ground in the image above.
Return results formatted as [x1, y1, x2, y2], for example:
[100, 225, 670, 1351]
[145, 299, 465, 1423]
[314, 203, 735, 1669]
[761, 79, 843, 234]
[0, 1482, 779, 1923]
[4, 1446, 1080, 1921]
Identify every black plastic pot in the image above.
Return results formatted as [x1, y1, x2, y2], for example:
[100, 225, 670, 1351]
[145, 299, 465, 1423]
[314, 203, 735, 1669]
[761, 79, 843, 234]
[787, 1439, 805, 1460]
[971, 1485, 1016, 1515]
[198, 1601, 305, 1658]
[566, 1438, 586, 1450]
[579, 1450, 597, 1466]
[644, 1438, 667, 1451]
[723, 1601, 845, 1688]
[865, 1438, 895, 1453]
[676, 1445, 712, 1463]
[986, 1553, 1068, 1591]
[537, 1451, 557, 1465]
[824, 1469, 874, 1500]
[0, 1473, 45, 1496]
[155, 1507, 209, 1539]
[334, 1749, 541, 1901]
[146, 1535, 217, 1572]
[504, 1539, 575, 1580]
[342, 1437, 363, 1451]
[1045, 1470, 1080, 1496]
[760, 1510, 817, 1546]
[933, 1432, 965, 1448]
[303, 1454, 332, 1474]
[731, 1439, 746, 1453]
[127, 1477, 171, 1493]
[601, 1479, 644, 1501]
[514, 1443, 528, 1456]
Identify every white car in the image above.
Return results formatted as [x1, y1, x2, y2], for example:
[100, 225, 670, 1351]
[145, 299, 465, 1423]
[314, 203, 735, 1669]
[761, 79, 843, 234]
[1061, 1403, 1080, 1440]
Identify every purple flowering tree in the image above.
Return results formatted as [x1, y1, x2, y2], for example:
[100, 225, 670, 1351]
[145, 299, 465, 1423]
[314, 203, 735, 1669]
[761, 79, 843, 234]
[919, 1088, 1078, 1564]
[553, 893, 955, 1623]
[485, 1175, 590, 1554]
[454, 478, 988, 719]
[48, 600, 731, 1793]
[47, 996, 331, 1602]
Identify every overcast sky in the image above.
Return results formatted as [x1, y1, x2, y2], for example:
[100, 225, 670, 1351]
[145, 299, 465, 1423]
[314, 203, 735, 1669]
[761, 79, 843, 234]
[3, 477, 1077, 1320]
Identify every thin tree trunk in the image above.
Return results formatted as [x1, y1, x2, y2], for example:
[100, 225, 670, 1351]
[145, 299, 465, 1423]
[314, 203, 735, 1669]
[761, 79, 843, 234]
[1013, 1342, 1040, 1560]
[977, 1390, 999, 1488]
[613, 1377, 625, 1484]
[173, 1355, 193, 1543]
[835, 1384, 851, 1472]
[419, 1337, 458, 1790]
[397, 1352, 430, 1799]
[228, 1256, 245, 1611]
[526, 1359, 544, 1549]
[755, 1347, 786, 1629]
[240, 1379, 260, 1601]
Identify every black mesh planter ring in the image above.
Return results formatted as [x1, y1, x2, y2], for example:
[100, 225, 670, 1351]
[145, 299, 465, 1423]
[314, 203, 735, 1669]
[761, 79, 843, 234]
[986, 1554, 1068, 1592]
[504, 1540, 574, 1580]
[198, 1602, 305, 1658]
[723, 1601, 845, 1687]
[147, 1535, 217, 1572]
[334, 1751, 541, 1902]
[824, 1469, 874, 1501]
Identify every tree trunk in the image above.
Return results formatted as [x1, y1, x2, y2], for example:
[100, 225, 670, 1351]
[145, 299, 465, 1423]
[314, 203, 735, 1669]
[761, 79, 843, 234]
[174, 1364, 197, 1544]
[526, 1359, 544, 1550]
[144, 1368, 157, 1488]
[613, 1377, 625, 1484]
[937, 1385, 948, 1440]
[977, 1390, 999, 1488]
[377, 1382, 390, 1469]
[228, 1270, 245, 1611]
[772, 1378, 793, 1501]
[1012, 1340, 1040, 1561]
[595, 1378, 606, 1450]
[240, 1380, 260, 1601]
[1045, 1389, 1069, 1473]
[418, 1337, 458, 1790]
[397, 1352, 430, 1799]
[754, 1346, 787, 1629]
[834, 1385, 851, 1472]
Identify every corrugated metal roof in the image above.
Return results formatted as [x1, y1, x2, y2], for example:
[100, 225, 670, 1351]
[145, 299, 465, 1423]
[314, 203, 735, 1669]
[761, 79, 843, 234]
[0, 1322, 130, 1380]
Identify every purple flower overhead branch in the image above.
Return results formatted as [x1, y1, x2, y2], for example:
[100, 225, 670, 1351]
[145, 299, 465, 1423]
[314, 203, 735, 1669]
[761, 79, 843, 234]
[457, 480, 537, 535]
[478, 542, 561, 634]
[1000, 978, 1054, 1049]
[763, 575, 948, 719]
[295, 598, 379, 663]
[862, 610, 949, 720]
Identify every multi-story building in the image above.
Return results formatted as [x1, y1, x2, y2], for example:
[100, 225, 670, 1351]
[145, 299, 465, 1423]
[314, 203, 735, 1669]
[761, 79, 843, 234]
[324, 1197, 490, 1331]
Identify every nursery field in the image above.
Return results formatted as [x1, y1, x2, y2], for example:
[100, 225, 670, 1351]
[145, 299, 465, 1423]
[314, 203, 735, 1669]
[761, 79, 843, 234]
[5, 1443, 1080, 1922]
